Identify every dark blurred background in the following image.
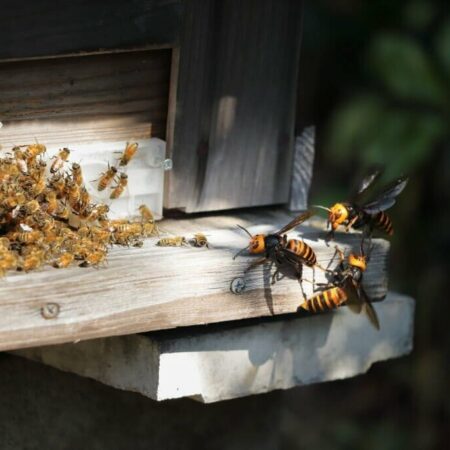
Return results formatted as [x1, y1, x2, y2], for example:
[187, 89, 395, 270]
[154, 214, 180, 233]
[284, 0, 449, 448]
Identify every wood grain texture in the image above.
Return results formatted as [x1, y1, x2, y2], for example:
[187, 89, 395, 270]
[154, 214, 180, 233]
[13, 293, 414, 402]
[0, 209, 389, 352]
[289, 127, 315, 211]
[0, 0, 182, 60]
[0, 49, 171, 146]
[166, 0, 303, 212]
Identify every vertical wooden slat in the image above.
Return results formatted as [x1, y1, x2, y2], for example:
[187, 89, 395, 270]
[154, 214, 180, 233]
[167, 0, 303, 212]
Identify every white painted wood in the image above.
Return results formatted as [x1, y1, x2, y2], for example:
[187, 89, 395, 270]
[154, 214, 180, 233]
[0, 211, 389, 351]
[289, 126, 315, 211]
[14, 292, 414, 403]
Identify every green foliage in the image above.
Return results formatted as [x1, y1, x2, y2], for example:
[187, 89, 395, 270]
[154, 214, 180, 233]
[368, 34, 447, 107]
[435, 20, 450, 76]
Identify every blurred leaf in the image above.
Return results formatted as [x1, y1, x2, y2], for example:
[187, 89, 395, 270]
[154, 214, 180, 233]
[368, 34, 447, 106]
[326, 97, 446, 179]
[326, 95, 385, 163]
[403, 1, 436, 30]
[435, 20, 450, 76]
[361, 109, 446, 178]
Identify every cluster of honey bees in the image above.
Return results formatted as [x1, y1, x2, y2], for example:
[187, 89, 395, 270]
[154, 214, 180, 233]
[233, 171, 409, 330]
[0, 142, 160, 276]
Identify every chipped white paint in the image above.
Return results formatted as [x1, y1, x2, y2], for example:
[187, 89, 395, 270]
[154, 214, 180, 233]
[15, 293, 415, 403]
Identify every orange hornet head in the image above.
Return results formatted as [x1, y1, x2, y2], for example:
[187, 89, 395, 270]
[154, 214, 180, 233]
[248, 234, 265, 254]
[234, 225, 266, 259]
[348, 253, 367, 272]
[329, 203, 349, 230]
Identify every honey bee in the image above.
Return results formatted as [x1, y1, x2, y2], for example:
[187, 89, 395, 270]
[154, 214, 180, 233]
[156, 236, 188, 247]
[190, 233, 209, 248]
[97, 165, 117, 191]
[0, 237, 11, 250]
[25, 143, 46, 161]
[9, 224, 44, 244]
[79, 250, 107, 267]
[2, 192, 26, 210]
[13, 147, 28, 174]
[76, 225, 90, 238]
[31, 163, 47, 196]
[71, 162, 83, 186]
[22, 199, 41, 215]
[65, 181, 81, 208]
[141, 222, 157, 237]
[45, 190, 58, 215]
[110, 173, 128, 199]
[54, 202, 70, 220]
[85, 204, 109, 222]
[0, 250, 18, 275]
[138, 205, 159, 236]
[111, 222, 141, 234]
[78, 187, 91, 212]
[138, 204, 154, 222]
[90, 226, 112, 245]
[118, 142, 138, 166]
[21, 250, 45, 272]
[50, 148, 70, 173]
[53, 253, 74, 268]
[49, 174, 66, 198]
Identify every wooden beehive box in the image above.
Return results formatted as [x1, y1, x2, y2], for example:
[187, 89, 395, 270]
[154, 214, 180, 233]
[0, 1, 413, 398]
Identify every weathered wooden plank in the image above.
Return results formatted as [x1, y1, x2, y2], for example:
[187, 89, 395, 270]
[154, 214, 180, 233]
[289, 127, 315, 211]
[166, 0, 303, 212]
[0, 0, 182, 60]
[0, 49, 171, 146]
[0, 210, 389, 352]
[13, 292, 414, 402]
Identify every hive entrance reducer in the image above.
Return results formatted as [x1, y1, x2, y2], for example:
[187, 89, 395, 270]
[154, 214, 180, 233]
[0, 48, 173, 220]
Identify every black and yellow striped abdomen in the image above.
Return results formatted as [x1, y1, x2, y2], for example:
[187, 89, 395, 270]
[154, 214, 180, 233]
[287, 239, 316, 266]
[299, 287, 347, 313]
[372, 211, 393, 235]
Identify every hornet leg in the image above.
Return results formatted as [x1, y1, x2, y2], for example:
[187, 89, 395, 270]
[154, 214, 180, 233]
[244, 257, 268, 274]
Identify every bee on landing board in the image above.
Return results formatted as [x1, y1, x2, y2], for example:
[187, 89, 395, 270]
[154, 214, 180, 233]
[97, 164, 117, 191]
[118, 142, 138, 166]
[314, 169, 408, 249]
[110, 173, 128, 199]
[138, 204, 154, 222]
[25, 143, 46, 163]
[138, 204, 159, 236]
[156, 236, 188, 247]
[53, 253, 75, 268]
[233, 211, 323, 293]
[71, 162, 83, 186]
[190, 233, 209, 248]
[299, 246, 380, 330]
[50, 148, 70, 173]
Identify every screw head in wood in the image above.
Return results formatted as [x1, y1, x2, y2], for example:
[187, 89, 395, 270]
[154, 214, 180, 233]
[230, 277, 246, 295]
[41, 302, 60, 319]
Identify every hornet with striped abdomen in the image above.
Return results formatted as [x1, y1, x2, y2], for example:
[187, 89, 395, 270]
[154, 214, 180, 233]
[314, 170, 408, 250]
[233, 211, 324, 294]
[299, 246, 380, 330]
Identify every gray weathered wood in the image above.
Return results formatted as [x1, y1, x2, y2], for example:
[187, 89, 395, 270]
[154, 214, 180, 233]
[289, 127, 315, 211]
[166, 0, 303, 212]
[0, 209, 389, 352]
[0, 49, 171, 146]
[0, 0, 182, 60]
[14, 292, 414, 403]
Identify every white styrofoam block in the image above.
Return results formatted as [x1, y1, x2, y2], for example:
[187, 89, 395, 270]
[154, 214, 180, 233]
[14, 292, 414, 403]
[44, 138, 166, 220]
